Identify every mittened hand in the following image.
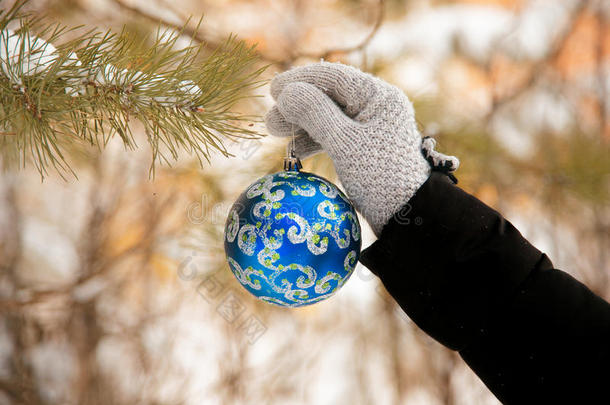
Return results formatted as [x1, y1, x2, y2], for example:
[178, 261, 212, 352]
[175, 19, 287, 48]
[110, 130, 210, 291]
[265, 61, 458, 236]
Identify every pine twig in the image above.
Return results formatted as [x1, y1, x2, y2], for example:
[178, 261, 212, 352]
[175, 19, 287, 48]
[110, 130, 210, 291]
[0, 0, 267, 178]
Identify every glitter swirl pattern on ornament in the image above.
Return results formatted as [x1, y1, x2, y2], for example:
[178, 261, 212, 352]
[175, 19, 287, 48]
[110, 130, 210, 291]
[224, 171, 361, 307]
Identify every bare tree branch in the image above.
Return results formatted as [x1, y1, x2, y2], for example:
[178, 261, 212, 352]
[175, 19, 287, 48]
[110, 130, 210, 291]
[294, 0, 385, 61]
[109, 0, 286, 66]
[485, 0, 591, 122]
[109, 0, 385, 69]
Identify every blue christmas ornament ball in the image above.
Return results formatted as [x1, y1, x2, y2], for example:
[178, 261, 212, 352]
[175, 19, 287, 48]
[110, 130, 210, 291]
[224, 170, 361, 307]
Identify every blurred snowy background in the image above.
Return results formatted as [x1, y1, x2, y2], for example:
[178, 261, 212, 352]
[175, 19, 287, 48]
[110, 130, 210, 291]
[0, 0, 608, 404]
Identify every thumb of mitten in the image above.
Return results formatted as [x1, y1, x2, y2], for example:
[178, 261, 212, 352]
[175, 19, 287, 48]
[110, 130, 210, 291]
[264, 107, 323, 159]
[275, 82, 358, 156]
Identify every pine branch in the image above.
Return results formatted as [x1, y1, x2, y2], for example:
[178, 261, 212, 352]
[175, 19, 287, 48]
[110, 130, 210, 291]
[0, 1, 266, 178]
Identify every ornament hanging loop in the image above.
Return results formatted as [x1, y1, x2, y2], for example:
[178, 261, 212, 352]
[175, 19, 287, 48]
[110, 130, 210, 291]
[283, 150, 302, 171]
[283, 125, 302, 171]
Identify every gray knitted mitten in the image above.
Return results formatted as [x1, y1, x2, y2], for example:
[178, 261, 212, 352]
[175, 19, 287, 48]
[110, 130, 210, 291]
[265, 62, 459, 236]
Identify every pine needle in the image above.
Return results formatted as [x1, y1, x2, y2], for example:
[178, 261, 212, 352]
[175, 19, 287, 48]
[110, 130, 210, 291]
[0, 0, 266, 178]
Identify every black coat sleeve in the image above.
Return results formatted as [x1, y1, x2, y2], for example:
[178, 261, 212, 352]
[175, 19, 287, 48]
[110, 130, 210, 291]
[359, 172, 610, 404]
